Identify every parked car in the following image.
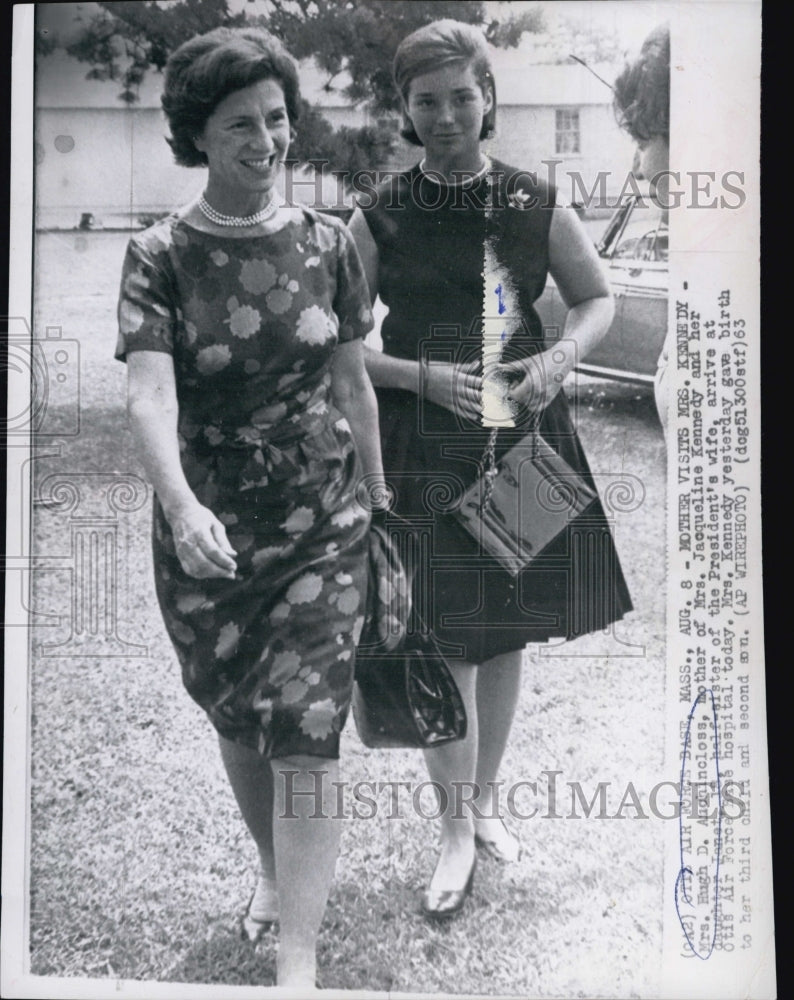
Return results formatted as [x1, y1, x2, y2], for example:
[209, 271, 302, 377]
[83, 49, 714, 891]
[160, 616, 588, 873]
[537, 194, 668, 384]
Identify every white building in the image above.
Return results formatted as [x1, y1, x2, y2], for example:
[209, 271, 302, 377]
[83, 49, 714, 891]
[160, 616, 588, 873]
[487, 51, 637, 208]
[34, 48, 636, 229]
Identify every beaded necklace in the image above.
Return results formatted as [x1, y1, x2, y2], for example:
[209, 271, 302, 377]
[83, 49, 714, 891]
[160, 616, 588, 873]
[197, 191, 279, 227]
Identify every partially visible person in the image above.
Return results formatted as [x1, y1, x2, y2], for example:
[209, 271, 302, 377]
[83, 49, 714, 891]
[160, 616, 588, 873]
[116, 26, 383, 990]
[614, 24, 671, 434]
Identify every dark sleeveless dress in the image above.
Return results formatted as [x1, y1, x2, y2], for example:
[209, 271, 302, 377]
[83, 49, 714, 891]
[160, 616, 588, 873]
[361, 159, 633, 663]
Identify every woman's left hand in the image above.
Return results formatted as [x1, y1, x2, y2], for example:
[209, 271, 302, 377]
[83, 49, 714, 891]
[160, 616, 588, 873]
[496, 345, 574, 414]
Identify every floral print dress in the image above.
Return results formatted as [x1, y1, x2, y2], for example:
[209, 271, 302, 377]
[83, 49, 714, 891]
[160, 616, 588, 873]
[116, 209, 374, 758]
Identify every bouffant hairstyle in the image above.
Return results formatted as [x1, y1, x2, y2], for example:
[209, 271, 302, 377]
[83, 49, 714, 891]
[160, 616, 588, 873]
[613, 24, 670, 144]
[161, 27, 301, 167]
[392, 19, 497, 146]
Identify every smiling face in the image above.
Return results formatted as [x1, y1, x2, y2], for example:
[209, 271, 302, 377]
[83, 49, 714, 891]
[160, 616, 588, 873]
[194, 77, 291, 213]
[404, 61, 493, 173]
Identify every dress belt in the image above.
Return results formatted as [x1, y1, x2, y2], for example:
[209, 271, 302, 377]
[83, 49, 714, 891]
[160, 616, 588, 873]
[187, 412, 344, 453]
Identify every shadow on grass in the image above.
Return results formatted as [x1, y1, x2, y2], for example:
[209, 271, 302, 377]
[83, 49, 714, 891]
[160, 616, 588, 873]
[318, 860, 559, 994]
[163, 923, 278, 987]
[155, 880, 409, 992]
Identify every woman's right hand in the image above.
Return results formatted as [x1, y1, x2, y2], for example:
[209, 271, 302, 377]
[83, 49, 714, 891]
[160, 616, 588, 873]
[167, 501, 238, 580]
[422, 360, 482, 422]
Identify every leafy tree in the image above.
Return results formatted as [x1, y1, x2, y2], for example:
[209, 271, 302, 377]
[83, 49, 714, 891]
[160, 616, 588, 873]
[289, 106, 398, 178]
[60, 0, 548, 174]
[65, 0, 247, 104]
[513, 13, 624, 66]
[262, 1, 544, 113]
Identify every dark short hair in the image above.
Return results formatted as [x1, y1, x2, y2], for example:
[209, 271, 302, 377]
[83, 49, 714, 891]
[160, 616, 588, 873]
[613, 24, 670, 144]
[392, 19, 496, 146]
[161, 27, 301, 167]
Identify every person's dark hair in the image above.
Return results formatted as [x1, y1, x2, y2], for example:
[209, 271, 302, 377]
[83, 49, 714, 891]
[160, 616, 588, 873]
[393, 19, 496, 146]
[161, 27, 301, 167]
[613, 24, 670, 144]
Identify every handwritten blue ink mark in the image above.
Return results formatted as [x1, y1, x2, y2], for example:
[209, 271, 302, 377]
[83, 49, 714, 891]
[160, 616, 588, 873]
[500, 330, 507, 341]
[675, 687, 722, 960]
[494, 283, 506, 315]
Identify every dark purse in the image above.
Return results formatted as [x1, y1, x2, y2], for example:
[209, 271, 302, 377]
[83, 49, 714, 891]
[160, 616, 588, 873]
[454, 425, 598, 577]
[352, 522, 467, 749]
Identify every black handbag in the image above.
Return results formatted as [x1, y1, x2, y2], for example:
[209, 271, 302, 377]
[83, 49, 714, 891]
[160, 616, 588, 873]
[454, 426, 598, 577]
[353, 630, 467, 749]
[353, 523, 467, 749]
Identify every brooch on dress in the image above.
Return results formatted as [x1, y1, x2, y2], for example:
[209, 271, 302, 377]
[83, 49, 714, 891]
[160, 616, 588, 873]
[507, 187, 532, 210]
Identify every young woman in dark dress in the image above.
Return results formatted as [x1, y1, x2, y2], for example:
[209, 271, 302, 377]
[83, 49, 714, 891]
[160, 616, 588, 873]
[348, 19, 632, 920]
[117, 28, 383, 989]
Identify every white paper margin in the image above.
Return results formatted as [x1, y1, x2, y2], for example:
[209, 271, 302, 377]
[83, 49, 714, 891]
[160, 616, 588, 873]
[2, 2, 773, 998]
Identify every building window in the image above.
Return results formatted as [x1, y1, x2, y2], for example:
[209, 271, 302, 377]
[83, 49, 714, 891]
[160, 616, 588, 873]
[555, 109, 580, 155]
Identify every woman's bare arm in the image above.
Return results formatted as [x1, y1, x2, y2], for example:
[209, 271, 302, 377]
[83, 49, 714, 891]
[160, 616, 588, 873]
[500, 204, 614, 411]
[347, 207, 482, 420]
[126, 351, 237, 579]
[547, 201, 615, 365]
[330, 337, 386, 506]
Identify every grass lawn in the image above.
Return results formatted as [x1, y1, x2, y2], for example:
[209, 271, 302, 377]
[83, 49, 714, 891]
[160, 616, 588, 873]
[26, 230, 667, 996]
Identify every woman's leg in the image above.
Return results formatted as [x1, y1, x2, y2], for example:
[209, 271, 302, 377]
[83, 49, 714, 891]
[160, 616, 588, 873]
[270, 754, 341, 989]
[474, 648, 523, 813]
[218, 734, 278, 922]
[472, 648, 523, 853]
[421, 660, 478, 891]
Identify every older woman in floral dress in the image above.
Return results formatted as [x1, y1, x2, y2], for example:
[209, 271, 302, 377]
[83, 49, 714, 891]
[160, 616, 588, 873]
[116, 27, 383, 990]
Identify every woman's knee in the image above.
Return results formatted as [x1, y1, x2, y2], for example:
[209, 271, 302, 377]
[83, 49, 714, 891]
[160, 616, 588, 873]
[217, 732, 269, 775]
[446, 658, 479, 697]
[483, 649, 523, 671]
[270, 755, 339, 815]
[271, 753, 337, 772]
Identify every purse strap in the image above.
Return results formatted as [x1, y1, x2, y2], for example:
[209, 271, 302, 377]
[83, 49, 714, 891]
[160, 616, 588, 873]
[479, 428, 500, 512]
[477, 410, 542, 514]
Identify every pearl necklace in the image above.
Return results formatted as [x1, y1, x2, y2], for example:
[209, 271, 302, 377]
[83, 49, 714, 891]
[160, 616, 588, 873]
[419, 155, 491, 187]
[198, 191, 279, 227]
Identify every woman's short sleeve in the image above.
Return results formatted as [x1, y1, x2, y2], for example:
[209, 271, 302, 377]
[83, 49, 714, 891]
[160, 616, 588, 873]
[115, 236, 177, 362]
[334, 222, 375, 344]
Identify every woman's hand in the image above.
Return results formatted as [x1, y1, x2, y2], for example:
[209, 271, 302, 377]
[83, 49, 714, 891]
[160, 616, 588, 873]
[167, 501, 238, 580]
[497, 345, 574, 414]
[126, 352, 237, 581]
[423, 360, 483, 422]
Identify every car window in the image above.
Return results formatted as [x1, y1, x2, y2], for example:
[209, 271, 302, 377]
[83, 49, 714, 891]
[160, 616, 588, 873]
[603, 199, 668, 263]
